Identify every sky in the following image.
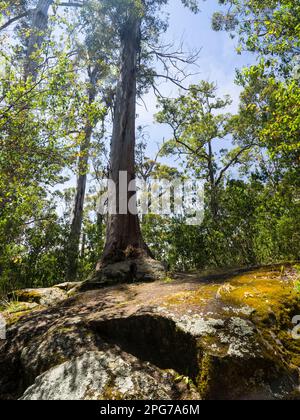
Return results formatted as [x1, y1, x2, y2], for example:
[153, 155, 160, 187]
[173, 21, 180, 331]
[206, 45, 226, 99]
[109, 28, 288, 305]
[137, 0, 256, 157]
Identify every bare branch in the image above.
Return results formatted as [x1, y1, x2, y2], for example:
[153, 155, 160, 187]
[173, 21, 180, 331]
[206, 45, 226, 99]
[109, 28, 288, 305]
[144, 40, 201, 96]
[154, 73, 197, 91]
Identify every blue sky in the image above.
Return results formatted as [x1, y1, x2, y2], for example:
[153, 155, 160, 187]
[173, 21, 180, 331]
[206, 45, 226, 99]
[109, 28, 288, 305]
[137, 0, 256, 156]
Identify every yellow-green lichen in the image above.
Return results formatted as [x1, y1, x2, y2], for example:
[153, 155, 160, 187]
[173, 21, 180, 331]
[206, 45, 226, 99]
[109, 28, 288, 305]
[164, 284, 219, 308]
[163, 276, 174, 284]
[0, 300, 43, 325]
[11, 290, 42, 303]
[99, 381, 126, 400]
[219, 269, 299, 320]
[197, 354, 214, 399]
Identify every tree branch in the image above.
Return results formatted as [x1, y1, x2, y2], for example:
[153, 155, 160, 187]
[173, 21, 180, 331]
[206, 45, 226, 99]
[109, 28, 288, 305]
[0, 2, 84, 32]
[0, 11, 30, 32]
[58, 2, 84, 7]
[216, 144, 255, 186]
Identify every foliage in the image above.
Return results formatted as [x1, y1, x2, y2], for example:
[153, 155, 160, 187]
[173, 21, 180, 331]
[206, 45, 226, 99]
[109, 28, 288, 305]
[156, 81, 257, 220]
[0, 0, 299, 292]
[213, 0, 300, 76]
[214, 0, 300, 174]
[142, 175, 300, 271]
[236, 65, 300, 170]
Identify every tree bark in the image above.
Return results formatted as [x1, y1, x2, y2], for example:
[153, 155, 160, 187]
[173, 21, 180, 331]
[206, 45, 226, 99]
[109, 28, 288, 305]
[65, 127, 92, 280]
[101, 15, 151, 265]
[66, 76, 97, 281]
[207, 140, 219, 221]
[25, 0, 53, 80]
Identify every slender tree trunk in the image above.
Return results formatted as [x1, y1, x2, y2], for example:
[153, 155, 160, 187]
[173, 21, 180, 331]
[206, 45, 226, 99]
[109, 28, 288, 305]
[25, 0, 53, 80]
[66, 80, 96, 280]
[207, 140, 219, 221]
[81, 233, 86, 258]
[101, 16, 151, 264]
[66, 128, 92, 280]
[96, 213, 104, 244]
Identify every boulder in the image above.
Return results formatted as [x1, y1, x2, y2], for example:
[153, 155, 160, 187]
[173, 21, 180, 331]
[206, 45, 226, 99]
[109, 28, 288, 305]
[1, 265, 300, 400]
[9, 287, 67, 306]
[21, 350, 200, 400]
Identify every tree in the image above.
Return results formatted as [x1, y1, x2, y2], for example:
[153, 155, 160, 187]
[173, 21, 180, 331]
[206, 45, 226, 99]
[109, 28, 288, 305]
[0, 51, 77, 288]
[0, 3, 89, 288]
[156, 81, 255, 220]
[66, 57, 108, 280]
[0, 1, 110, 281]
[96, 1, 147, 264]
[213, 0, 300, 165]
[87, 0, 200, 272]
[24, 0, 53, 80]
[0, 1, 84, 80]
[213, 0, 300, 76]
[235, 65, 300, 173]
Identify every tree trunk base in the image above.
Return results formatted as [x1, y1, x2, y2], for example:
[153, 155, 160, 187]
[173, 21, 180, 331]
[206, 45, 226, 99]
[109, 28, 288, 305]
[78, 256, 167, 292]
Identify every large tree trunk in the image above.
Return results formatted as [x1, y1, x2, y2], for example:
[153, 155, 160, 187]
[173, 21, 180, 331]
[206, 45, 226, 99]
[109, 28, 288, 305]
[25, 0, 53, 80]
[76, 13, 165, 291]
[101, 16, 151, 265]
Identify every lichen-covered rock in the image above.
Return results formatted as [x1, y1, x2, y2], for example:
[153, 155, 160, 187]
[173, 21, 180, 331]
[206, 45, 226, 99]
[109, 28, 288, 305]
[1, 265, 300, 400]
[20, 350, 200, 400]
[9, 287, 67, 306]
[54, 282, 83, 292]
[79, 257, 166, 291]
[0, 301, 43, 326]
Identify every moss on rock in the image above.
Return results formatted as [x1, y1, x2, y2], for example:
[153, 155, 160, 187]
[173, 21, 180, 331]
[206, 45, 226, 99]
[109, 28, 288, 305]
[1, 264, 300, 400]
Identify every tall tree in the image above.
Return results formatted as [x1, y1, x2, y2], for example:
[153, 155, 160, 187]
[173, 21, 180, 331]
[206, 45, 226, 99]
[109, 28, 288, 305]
[24, 0, 53, 80]
[0, 38, 79, 287]
[0, 1, 90, 286]
[101, 6, 149, 263]
[213, 0, 300, 167]
[90, 0, 200, 272]
[156, 82, 256, 220]
[66, 63, 107, 280]
[0, 1, 83, 79]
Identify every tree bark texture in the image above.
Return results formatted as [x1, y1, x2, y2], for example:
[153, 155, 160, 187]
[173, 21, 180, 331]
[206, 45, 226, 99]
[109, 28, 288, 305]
[101, 15, 151, 264]
[25, 0, 53, 80]
[66, 77, 97, 280]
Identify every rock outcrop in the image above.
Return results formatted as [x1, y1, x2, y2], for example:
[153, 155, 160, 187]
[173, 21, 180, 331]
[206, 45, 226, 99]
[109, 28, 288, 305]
[0, 265, 300, 400]
[9, 287, 68, 306]
[21, 351, 199, 400]
[79, 257, 167, 291]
